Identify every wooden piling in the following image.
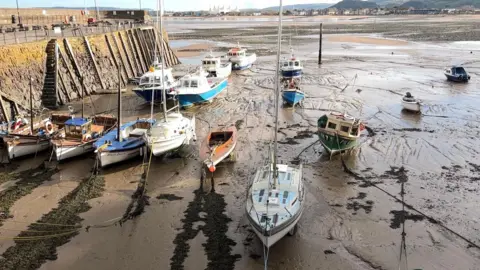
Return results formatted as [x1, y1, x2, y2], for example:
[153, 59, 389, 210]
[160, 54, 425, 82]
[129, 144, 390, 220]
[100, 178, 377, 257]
[0, 95, 10, 122]
[118, 32, 135, 79]
[131, 29, 148, 72]
[111, 33, 131, 79]
[64, 39, 90, 94]
[83, 36, 106, 90]
[105, 34, 127, 85]
[126, 29, 144, 74]
[318, 23, 323, 65]
[58, 48, 81, 97]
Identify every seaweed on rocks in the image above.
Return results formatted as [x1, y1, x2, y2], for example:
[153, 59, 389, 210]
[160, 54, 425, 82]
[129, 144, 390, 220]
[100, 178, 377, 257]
[170, 187, 241, 270]
[0, 175, 105, 270]
[0, 165, 58, 227]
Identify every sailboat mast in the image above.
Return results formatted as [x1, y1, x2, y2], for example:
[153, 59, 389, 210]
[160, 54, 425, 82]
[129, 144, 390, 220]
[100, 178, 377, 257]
[117, 66, 122, 142]
[159, 0, 168, 121]
[273, 0, 283, 183]
[29, 78, 34, 135]
[150, 0, 160, 121]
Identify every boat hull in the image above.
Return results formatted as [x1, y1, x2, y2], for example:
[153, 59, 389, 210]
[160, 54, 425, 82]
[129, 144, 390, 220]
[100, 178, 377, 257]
[97, 146, 145, 167]
[177, 79, 228, 107]
[132, 88, 168, 103]
[248, 203, 304, 248]
[6, 140, 50, 159]
[402, 100, 421, 112]
[204, 63, 232, 78]
[282, 90, 305, 106]
[54, 141, 95, 161]
[232, 63, 252, 70]
[149, 136, 189, 156]
[230, 54, 256, 70]
[445, 74, 470, 82]
[281, 69, 302, 78]
[317, 131, 357, 155]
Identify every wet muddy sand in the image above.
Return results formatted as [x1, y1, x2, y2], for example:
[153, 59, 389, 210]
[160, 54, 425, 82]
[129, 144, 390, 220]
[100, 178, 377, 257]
[1, 16, 480, 270]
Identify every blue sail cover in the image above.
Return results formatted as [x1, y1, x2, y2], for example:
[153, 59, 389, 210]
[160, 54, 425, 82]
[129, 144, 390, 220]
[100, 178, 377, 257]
[65, 118, 89, 126]
[94, 119, 155, 152]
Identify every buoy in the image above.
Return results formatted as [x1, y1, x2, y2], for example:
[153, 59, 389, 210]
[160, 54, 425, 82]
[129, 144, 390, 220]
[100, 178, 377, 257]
[208, 165, 216, 173]
[45, 121, 54, 134]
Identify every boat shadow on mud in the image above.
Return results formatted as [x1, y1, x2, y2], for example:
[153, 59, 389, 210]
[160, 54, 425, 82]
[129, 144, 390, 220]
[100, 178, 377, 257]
[169, 173, 241, 270]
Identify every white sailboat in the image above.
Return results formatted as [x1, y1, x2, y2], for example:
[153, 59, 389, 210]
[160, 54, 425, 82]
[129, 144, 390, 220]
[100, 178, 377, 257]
[245, 0, 305, 250]
[144, 0, 196, 157]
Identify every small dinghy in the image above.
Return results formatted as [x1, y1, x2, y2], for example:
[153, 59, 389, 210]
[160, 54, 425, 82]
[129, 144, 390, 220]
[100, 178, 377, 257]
[444, 65, 471, 82]
[401, 92, 421, 112]
[281, 79, 305, 106]
[199, 126, 237, 173]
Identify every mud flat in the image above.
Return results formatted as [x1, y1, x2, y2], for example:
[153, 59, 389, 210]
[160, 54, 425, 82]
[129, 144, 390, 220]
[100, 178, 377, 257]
[0, 15, 479, 270]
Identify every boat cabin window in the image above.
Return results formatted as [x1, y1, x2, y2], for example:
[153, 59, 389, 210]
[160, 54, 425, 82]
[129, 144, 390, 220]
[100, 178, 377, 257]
[182, 80, 189, 87]
[340, 126, 350, 133]
[283, 62, 288, 67]
[454, 67, 466, 75]
[294, 61, 300, 67]
[445, 69, 451, 74]
[327, 122, 337, 130]
[191, 80, 198, 88]
[66, 124, 88, 136]
[289, 62, 293, 67]
[351, 127, 359, 136]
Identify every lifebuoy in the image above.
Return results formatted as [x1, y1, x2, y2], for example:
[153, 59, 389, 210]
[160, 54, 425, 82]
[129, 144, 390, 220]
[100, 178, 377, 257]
[45, 121, 54, 134]
[82, 134, 92, 142]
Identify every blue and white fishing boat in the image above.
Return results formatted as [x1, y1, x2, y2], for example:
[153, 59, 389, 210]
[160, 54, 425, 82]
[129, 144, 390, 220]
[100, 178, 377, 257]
[172, 74, 228, 107]
[94, 119, 154, 167]
[282, 79, 305, 106]
[227, 44, 257, 70]
[280, 49, 303, 78]
[132, 61, 178, 103]
[444, 65, 471, 82]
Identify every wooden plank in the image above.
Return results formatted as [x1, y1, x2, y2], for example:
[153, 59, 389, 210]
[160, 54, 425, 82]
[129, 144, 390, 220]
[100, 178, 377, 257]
[131, 29, 147, 73]
[118, 32, 135, 79]
[64, 39, 90, 95]
[58, 71, 71, 102]
[0, 95, 10, 122]
[83, 36, 106, 90]
[58, 47, 81, 97]
[105, 34, 127, 85]
[135, 29, 151, 67]
[126, 29, 143, 74]
[141, 29, 153, 63]
[111, 33, 131, 79]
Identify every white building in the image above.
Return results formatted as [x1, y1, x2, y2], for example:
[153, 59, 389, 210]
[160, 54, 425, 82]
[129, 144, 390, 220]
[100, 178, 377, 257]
[209, 5, 240, 15]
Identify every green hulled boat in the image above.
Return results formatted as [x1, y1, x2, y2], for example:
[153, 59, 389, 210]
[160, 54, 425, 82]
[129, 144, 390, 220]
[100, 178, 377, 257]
[317, 112, 364, 156]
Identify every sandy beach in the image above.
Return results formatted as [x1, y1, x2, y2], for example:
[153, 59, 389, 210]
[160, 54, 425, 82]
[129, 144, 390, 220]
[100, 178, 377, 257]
[1, 15, 480, 270]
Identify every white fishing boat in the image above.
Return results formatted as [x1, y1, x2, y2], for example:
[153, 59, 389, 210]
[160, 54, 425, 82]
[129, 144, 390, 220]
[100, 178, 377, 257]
[144, 0, 197, 157]
[202, 52, 232, 78]
[227, 44, 257, 70]
[401, 92, 421, 112]
[245, 1, 305, 250]
[132, 62, 178, 103]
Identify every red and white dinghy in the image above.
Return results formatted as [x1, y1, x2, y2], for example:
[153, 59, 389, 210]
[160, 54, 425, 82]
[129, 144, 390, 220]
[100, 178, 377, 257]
[199, 126, 237, 172]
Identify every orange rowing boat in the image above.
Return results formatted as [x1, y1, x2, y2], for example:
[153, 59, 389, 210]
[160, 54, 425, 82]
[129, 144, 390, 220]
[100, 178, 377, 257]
[199, 126, 237, 172]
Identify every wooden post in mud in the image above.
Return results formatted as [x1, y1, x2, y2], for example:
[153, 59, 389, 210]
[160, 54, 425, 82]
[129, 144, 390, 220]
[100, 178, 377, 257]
[318, 23, 323, 64]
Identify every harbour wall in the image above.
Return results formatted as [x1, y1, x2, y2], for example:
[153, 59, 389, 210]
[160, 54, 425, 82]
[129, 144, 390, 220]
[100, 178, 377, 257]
[0, 26, 179, 121]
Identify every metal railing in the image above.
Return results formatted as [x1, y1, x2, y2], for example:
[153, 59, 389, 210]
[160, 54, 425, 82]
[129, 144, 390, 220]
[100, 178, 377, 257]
[0, 22, 151, 46]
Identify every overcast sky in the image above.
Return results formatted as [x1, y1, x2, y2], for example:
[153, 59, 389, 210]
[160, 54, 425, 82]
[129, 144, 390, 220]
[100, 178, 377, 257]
[3, 0, 339, 11]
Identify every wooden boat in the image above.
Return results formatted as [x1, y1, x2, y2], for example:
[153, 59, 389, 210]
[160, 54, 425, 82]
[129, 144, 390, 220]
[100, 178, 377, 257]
[317, 112, 365, 156]
[444, 66, 470, 82]
[281, 79, 305, 106]
[199, 126, 237, 172]
[51, 115, 116, 161]
[401, 92, 421, 112]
